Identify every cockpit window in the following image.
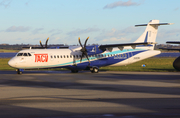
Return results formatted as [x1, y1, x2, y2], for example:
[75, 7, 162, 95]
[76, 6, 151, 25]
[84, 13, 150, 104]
[17, 52, 32, 56]
[23, 53, 28, 56]
[17, 53, 23, 56]
[28, 53, 32, 56]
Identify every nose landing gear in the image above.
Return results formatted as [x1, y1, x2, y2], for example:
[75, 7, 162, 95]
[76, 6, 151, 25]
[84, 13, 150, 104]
[16, 69, 23, 74]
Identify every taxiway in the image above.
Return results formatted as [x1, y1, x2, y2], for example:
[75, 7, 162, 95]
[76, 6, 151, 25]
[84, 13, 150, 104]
[0, 71, 180, 118]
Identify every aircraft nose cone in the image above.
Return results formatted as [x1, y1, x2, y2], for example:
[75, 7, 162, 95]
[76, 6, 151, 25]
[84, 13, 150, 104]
[8, 59, 16, 68]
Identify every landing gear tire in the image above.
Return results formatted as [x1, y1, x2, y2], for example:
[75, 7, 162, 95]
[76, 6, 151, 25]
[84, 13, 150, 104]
[91, 67, 99, 73]
[17, 69, 22, 74]
[71, 70, 78, 73]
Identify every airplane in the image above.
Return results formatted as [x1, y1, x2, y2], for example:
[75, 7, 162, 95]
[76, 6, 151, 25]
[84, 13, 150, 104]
[160, 41, 180, 71]
[8, 20, 173, 74]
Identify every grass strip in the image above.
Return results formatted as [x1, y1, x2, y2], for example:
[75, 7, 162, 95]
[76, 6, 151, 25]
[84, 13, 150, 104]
[0, 49, 19, 53]
[101, 57, 177, 72]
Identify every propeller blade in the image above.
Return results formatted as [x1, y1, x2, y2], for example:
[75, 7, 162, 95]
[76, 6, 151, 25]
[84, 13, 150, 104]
[78, 36, 91, 63]
[84, 37, 89, 48]
[78, 37, 83, 48]
[84, 52, 90, 63]
[40, 41, 43, 47]
[80, 53, 84, 63]
[45, 37, 49, 48]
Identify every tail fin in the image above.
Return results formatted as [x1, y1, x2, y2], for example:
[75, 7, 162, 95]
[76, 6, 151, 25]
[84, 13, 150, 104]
[134, 20, 173, 49]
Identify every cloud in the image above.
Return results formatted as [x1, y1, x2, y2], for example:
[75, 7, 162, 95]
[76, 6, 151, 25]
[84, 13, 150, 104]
[102, 37, 131, 42]
[32, 28, 44, 34]
[103, 26, 141, 37]
[103, 0, 142, 9]
[6, 26, 30, 32]
[49, 29, 62, 36]
[25, 0, 31, 6]
[0, 0, 12, 8]
[95, 26, 143, 43]
[174, 7, 179, 11]
[67, 27, 100, 36]
[157, 29, 180, 39]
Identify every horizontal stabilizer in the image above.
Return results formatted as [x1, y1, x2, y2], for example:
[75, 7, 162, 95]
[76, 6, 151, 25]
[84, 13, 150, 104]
[135, 23, 173, 27]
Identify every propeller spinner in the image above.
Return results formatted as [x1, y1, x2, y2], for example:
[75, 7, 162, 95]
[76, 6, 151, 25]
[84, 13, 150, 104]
[78, 37, 90, 63]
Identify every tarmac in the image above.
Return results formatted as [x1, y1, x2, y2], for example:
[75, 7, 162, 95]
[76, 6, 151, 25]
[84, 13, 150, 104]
[0, 70, 180, 118]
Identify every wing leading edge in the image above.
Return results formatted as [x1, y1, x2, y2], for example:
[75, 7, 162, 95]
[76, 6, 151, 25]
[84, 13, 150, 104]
[166, 41, 180, 44]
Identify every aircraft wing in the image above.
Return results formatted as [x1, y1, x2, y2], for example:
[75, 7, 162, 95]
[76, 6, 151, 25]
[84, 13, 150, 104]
[22, 46, 69, 49]
[159, 48, 180, 51]
[99, 42, 155, 51]
[166, 41, 180, 44]
[159, 41, 180, 51]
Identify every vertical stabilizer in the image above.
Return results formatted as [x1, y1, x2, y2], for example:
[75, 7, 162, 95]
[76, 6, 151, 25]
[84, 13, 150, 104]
[134, 20, 173, 49]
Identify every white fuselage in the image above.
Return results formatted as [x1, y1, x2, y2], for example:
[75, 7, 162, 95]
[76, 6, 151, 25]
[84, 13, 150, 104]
[8, 46, 160, 70]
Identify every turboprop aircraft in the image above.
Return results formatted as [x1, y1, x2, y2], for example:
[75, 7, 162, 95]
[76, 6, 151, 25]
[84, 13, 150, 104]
[8, 20, 173, 74]
[160, 41, 180, 71]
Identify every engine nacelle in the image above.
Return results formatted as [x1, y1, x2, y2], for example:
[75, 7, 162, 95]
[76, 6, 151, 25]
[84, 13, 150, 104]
[173, 56, 180, 71]
[86, 45, 106, 55]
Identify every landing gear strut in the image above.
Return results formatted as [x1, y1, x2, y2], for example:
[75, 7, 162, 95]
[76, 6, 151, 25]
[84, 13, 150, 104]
[17, 69, 22, 74]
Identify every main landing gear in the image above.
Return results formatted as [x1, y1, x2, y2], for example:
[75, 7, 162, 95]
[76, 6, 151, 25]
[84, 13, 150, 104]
[70, 67, 99, 73]
[90, 67, 99, 73]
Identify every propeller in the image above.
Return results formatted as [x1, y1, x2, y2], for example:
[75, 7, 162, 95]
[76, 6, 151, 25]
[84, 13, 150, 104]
[39, 37, 49, 48]
[78, 37, 90, 63]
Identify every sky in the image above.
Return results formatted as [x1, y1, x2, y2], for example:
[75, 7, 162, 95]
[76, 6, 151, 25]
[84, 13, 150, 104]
[0, 0, 180, 45]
